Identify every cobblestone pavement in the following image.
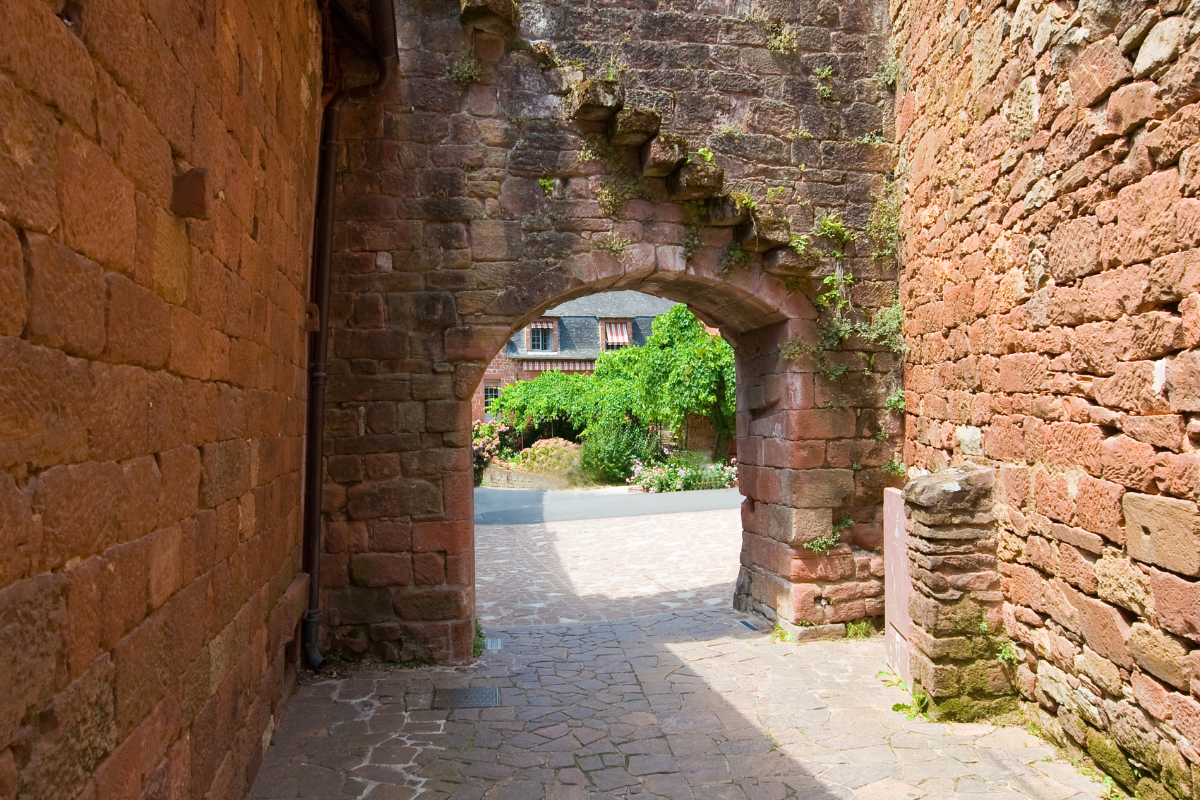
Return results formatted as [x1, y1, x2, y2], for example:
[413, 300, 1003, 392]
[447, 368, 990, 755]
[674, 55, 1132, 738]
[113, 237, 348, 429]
[475, 509, 744, 627]
[253, 610, 1107, 800]
[253, 509, 1107, 799]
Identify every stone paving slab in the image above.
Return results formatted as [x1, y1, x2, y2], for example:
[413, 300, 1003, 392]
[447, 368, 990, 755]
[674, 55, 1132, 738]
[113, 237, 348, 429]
[253, 609, 1108, 800]
[475, 509, 743, 627]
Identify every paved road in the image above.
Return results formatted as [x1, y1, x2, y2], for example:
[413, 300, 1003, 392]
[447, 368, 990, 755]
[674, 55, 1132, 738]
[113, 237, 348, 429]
[474, 486, 743, 525]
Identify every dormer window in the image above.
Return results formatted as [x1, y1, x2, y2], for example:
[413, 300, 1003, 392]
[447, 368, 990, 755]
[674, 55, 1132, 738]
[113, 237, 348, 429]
[602, 319, 631, 350]
[529, 320, 555, 351]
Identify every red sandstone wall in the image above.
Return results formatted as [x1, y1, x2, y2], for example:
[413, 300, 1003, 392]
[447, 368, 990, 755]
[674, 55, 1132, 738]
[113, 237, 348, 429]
[0, 2, 322, 799]
[895, 0, 1200, 792]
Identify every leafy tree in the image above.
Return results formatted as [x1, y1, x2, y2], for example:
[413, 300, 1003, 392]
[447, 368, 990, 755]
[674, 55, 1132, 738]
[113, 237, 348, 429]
[487, 305, 737, 472]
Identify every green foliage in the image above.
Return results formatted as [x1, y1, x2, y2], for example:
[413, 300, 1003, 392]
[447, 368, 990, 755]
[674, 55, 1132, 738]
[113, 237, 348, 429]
[511, 437, 581, 474]
[729, 192, 757, 212]
[996, 640, 1022, 666]
[722, 241, 752, 273]
[697, 145, 715, 163]
[813, 212, 854, 256]
[490, 306, 736, 478]
[765, 185, 787, 202]
[789, 234, 810, 256]
[766, 20, 799, 54]
[718, 121, 743, 137]
[598, 233, 632, 259]
[803, 533, 840, 555]
[855, 130, 887, 145]
[784, 126, 814, 140]
[628, 455, 737, 492]
[882, 455, 907, 477]
[813, 65, 834, 99]
[846, 620, 874, 639]
[884, 389, 906, 411]
[449, 48, 487, 84]
[581, 135, 649, 217]
[579, 418, 662, 484]
[859, 298, 905, 353]
[473, 620, 485, 659]
[876, 50, 899, 91]
[867, 179, 901, 261]
[539, 176, 555, 197]
[770, 625, 796, 643]
[880, 671, 931, 720]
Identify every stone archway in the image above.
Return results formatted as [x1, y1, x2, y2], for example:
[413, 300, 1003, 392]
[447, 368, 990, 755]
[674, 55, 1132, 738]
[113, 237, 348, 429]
[319, 0, 897, 661]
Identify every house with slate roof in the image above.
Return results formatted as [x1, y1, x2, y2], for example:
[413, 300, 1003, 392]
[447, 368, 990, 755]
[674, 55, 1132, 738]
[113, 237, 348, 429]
[472, 291, 677, 421]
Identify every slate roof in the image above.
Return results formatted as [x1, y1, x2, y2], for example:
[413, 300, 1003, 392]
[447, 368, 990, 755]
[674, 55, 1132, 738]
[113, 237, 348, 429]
[506, 291, 677, 361]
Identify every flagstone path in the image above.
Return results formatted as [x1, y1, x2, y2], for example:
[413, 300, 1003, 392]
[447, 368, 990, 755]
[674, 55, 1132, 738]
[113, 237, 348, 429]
[251, 508, 1108, 800]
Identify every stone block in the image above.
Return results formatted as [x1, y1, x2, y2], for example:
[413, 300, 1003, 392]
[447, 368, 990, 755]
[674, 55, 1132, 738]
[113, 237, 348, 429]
[608, 107, 660, 146]
[104, 273, 171, 368]
[782, 469, 855, 508]
[902, 465, 995, 510]
[1129, 622, 1190, 689]
[1124, 492, 1200, 576]
[25, 233, 106, 358]
[768, 505, 832, 545]
[566, 78, 624, 121]
[705, 195, 751, 227]
[170, 167, 208, 219]
[459, 0, 518, 37]
[666, 162, 723, 200]
[641, 133, 687, 177]
[736, 208, 790, 253]
[1069, 37, 1133, 108]
[0, 219, 23, 337]
[349, 554, 413, 588]
[469, 219, 522, 262]
[1168, 351, 1200, 411]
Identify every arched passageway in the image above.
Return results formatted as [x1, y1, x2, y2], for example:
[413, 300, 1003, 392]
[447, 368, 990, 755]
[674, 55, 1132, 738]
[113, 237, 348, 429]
[318, 0, 899, 661]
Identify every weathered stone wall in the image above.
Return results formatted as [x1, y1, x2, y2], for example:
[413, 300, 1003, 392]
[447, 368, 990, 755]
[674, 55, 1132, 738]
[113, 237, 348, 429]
[323, 0, 899, 660]
[0, 2, 322, 799]
[894, 0, 1200, 791]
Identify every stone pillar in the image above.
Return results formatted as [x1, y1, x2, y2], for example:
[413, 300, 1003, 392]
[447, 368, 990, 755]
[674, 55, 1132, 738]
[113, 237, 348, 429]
[903, 464, 1016, 721]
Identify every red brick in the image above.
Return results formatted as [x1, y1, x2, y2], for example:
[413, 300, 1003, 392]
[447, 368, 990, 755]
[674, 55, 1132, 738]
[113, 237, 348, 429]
[25, 232, 106, 358]
[59, 128, 137, 272]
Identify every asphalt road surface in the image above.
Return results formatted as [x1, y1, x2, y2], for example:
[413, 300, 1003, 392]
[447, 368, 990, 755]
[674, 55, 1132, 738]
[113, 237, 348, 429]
[473, 486, 743, 524]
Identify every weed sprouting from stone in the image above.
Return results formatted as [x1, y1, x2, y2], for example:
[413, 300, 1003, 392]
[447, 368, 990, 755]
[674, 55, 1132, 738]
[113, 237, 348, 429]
[721, 241, 752, 274]
[884, 388, 906, 411]
[802, 532, 840, 555]
[813, 65, 834, 98]
[473, 620, 485, 658]
[449, 48, 487, 85]
[597, 233, 632, 259]
[766, 21, 799, 55]
[882, 455, 906, 477]
[855, 130, 887, 145]
[866, 178, 901, 261]
[682, 200, 704, 262]
[846, 620, 873, 639]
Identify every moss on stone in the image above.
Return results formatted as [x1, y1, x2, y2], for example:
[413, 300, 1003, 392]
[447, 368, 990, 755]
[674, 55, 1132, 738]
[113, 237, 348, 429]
[1135, 777, 1173, 800]
[929, 695, 1015, 723]
[1085, 729, 1137, 790]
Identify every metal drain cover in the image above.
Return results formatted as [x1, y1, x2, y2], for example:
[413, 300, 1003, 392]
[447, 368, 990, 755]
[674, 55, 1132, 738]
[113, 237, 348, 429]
[484, 638, 502, 650]
[433, 687, 500, 709]
[737, 620, 760, 632]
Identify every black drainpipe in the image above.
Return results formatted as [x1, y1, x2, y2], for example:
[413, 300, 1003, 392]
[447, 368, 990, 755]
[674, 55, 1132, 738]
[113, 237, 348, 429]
[303, 0, 398, 669]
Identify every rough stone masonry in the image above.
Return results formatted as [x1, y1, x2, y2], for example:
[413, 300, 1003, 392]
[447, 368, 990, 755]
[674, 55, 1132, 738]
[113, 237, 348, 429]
[894, 0, 1200, 793]
[319, 0, 900, 665]
[2, 0, 1200, 796]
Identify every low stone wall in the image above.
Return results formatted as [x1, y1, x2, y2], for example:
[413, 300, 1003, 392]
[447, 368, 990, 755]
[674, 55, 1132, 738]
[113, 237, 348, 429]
[483, 464, 571, 490]
[903, 465, 1016, 721]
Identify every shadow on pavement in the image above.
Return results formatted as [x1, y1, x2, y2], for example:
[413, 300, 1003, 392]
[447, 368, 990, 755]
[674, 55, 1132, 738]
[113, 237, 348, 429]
[473, 486, 743, 525]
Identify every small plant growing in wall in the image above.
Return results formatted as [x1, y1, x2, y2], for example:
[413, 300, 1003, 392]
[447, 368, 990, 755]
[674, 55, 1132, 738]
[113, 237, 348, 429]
[449, 48, 487, 85]
[813, 65, 834, 98]
[598, 233, 632, 259]
[996, 640, 1022, 667]
[866, 179, 901, 261]
[855, 130, 887, 146]
[882, 455, 906, 477]
[846, 620, 873, 639]
[802, 532, 840, 555]
[581, 134, 649, 217]
[784, 126, 814, 140]
[884, 389, 906, 412]
[875, 49, 899, 92]
[721, 241, 753, 274]
[766, 20, 799, 54]
[813, 212, 853, 257]
[682, 200, 704, 262]
[697, 145, 715, 163]
[539, 174, 555, 198]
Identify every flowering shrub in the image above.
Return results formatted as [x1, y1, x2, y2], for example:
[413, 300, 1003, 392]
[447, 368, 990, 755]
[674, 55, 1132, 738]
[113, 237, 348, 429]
[511, 438, 581, 475]
[628, 457, 737, 493]
[471, 420, 518, 484]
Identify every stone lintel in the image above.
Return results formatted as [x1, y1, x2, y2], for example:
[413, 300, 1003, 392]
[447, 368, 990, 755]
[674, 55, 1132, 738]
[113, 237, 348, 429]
[608, 107, 661, 146]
